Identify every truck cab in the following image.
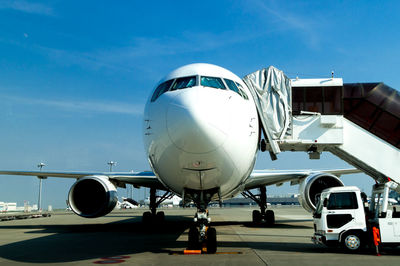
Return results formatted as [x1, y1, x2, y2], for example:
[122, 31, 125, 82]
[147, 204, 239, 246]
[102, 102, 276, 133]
[312, 181, 400, 252]
[313, 186, 368, 250]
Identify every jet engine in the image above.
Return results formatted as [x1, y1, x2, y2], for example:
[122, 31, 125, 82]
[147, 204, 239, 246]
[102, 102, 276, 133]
[68, 175, 118, 218]
[298, 173, 344, 213]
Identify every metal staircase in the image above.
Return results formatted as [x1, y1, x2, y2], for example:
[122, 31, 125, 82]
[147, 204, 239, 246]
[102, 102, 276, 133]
[244, 68, 400, 189]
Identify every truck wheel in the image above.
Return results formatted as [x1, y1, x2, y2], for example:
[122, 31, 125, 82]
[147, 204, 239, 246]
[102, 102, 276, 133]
[342, 233, 362, 252]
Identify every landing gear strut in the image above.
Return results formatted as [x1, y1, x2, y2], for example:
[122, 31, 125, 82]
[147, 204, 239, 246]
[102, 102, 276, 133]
[142, 188, 171, 224]
[188, 209, 217, 253]
[242, 186, 275, 226]
[184, 188, 219, 253]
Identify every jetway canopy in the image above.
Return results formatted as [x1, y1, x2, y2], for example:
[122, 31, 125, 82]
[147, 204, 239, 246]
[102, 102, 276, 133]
[243, 66, 292, 154]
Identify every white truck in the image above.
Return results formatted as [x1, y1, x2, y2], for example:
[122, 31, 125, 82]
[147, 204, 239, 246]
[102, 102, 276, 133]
[312, 181, 400, 252]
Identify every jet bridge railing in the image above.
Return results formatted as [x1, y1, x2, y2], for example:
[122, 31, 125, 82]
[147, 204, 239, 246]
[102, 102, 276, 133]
[291, 82, 400, 149]
[243, 67, 400, 187]
[262, 76, 400, 188]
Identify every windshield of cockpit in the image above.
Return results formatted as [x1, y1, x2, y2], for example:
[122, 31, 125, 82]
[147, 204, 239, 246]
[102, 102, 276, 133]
[170, 76, 196, 91]
[200, 76, 226, 89]
[150, 75, 250, 102]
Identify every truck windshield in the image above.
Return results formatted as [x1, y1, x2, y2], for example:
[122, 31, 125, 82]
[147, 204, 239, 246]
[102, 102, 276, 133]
[327, 192, 358, 210]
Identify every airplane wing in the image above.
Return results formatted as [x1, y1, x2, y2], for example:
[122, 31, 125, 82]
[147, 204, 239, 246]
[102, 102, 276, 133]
[244, 168, 361, 190]
[0, 170, 166, 190]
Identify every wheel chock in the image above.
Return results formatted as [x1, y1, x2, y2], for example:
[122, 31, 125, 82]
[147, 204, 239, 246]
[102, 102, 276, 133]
[183, 250, 202, 255]
[202, 243, 208, 253]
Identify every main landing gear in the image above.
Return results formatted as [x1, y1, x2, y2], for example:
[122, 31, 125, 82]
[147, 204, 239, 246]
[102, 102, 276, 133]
[142, 188, 171, 224]
[188, 209, 217, 253]
[242, 186, 275, 226]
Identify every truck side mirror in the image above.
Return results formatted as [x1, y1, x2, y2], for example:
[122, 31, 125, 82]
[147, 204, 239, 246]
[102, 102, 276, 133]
[361, 192, 368, 202]
[323, 198, 328, 207]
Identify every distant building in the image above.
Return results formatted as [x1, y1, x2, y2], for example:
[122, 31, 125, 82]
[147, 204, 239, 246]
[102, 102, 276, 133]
[222, 196, 300, 207]
[0, 202, 38, 212]
[0, 202, 17, 212]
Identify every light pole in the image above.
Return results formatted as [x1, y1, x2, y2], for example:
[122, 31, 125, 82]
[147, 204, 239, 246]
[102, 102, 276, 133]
[107, 161, 116, 172]
[37, 163, 46, 212]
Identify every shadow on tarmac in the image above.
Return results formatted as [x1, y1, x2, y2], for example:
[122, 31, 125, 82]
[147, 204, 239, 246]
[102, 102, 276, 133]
[211, 220, 312, 229]
[1, 215, 399, 263]
[0, 215, 192, 263]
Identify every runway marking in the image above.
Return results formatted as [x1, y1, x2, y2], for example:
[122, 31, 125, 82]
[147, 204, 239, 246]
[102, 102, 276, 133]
[93, 256, 131, 264]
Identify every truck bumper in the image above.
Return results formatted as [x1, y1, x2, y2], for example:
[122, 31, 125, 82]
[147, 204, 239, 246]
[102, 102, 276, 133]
[312, 234, 326, 245]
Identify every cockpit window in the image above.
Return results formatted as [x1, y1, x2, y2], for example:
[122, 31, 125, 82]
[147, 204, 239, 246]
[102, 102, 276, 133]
[151, 79, 174, 102]
[225, 79, 249, 100]
[224, 79, 240, 94]
[170, 76, 196, 91]
[201, 76, 226, 89]
[236, 82, 249, 100]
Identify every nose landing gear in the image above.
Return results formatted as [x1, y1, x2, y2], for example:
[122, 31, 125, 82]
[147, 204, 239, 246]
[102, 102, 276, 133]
[188, 209, 217, 253]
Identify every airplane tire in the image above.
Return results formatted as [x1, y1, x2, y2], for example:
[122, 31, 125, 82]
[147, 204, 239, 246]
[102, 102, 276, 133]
[265, 210, 275, 226]
[206, 227, 217, 254]
[188, 226, 200, 250]
[142, 211, 152, 224]
[252, 210, 262, 224]
[156, 211, 165, 222]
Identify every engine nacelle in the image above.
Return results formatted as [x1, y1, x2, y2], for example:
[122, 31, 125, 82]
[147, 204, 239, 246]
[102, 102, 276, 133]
[298, 173, 344, 213]
[68, 175, 118, 218]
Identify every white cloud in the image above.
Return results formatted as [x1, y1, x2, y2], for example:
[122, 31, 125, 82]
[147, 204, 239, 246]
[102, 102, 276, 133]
[2, 95, 144, 116]
[0, 0, 54, 16]
[37, 31, 260, 72]
[245, 0, 323, 48]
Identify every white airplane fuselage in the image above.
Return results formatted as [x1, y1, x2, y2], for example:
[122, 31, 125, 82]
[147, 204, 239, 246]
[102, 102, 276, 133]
[143, 64, 259, 201]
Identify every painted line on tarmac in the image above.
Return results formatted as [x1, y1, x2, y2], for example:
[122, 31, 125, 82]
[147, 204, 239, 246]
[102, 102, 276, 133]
[93, 256, 131, 264]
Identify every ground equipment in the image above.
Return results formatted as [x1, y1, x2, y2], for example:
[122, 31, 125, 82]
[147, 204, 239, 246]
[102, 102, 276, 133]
[312, 181, 400, 253]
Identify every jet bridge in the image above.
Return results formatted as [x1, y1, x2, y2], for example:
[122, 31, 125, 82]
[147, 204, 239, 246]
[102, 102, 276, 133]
[243, 68, 400, 190]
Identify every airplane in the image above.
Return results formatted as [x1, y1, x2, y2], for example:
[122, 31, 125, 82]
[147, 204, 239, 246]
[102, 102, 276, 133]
[144, 194, 182, 207]
[0, 63, 360, 253]
[118, 197, 139, 209]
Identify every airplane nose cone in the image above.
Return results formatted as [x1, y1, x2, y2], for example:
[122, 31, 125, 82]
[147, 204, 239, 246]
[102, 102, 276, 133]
[166, 89, 231, 154]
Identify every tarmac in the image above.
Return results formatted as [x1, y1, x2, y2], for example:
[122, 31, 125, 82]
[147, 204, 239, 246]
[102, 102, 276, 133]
[0, 206, 399, 265]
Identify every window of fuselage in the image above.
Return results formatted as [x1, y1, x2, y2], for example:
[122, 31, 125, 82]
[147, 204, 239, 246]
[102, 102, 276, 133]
[170, 76, 197, 91]
[151, 79, 174, 102]
[201, 76, 226, 89]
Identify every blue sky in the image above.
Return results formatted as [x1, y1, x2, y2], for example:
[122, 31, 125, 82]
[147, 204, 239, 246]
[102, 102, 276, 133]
[0, 0, 399, 208]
